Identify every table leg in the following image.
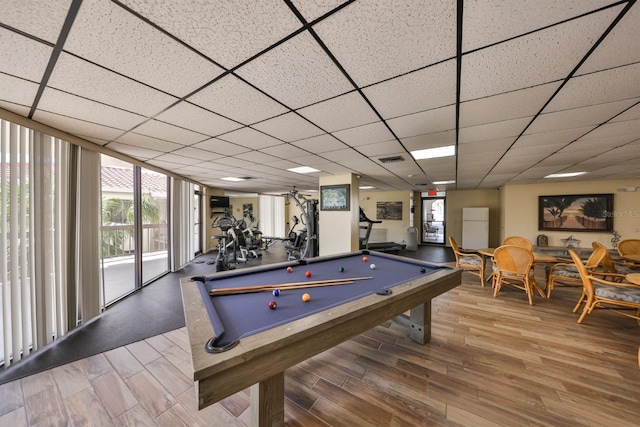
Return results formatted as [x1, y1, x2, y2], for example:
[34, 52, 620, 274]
[394, 301, 431, 344]
[251, 372, 285, 427]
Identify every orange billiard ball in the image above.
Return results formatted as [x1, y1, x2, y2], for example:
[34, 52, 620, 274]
[302, 293, 311, 302]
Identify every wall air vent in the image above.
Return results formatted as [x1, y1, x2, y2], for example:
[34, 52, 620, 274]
[378, 156, 405, 163]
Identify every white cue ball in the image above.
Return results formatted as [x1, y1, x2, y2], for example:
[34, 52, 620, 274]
[369, 263, 376, 270]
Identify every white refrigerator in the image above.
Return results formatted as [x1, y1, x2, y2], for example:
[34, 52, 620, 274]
[462, 207, 489, 249]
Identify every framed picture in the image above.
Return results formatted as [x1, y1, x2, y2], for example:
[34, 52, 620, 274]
[538, 194, 613, 232]
[320, 184, 350, 211]
[376, 201, 403, 220]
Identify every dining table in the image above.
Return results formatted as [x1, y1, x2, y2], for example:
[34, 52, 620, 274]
[477, 247, 556, 297]
[625, 273, 640, 285]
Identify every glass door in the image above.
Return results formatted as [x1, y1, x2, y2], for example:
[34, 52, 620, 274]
[140, 167, 169, 284]
[422, 197, 446, 244]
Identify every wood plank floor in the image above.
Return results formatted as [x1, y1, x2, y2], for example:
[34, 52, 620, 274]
[1, 269, 639, 426]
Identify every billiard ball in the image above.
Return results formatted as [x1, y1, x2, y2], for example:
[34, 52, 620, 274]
[286, 266, 293, 273]
[420, 268, 426, 273]
[272, 288, 280, 297]
[362, 256, 368, 262]
[305, 271, 312, 278]
[268, 300, 277, 309]
[370, 263, 376, 270]
[302, 293, 311, 302]
[339, 266, 344, 272]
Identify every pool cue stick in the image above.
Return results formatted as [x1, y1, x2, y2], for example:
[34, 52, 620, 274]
[209, 276, 373, 296]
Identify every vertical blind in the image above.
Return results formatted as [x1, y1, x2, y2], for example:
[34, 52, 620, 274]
[0, 119, 101, 367]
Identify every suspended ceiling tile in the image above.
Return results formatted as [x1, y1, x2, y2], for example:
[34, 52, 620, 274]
[314, 162, 351, 174]
[133, 119, 207, 146]
[155, 101, 242, 137]
[171, 146, 224, 162]
[462, 0, 619, 52]
[145, 158, 189, 171]
[235, 31, 353, 109]
[458, 117, 530, 144]
[611, 101, 640, 122]
[364, 60, 457, 119]
[0, 101, 30, 117]
[358, 141, 405, 157]
[387, 105, 456, 139]
[49, 53, 179, 117]
[461, 6, 621, 101]
[579, 119, 640, 141]
[2, 0, 72, 44]
[297, 91, 378, 132]
[0, 28, 53, 81]
[515, 128, 591, 149]
[251, 113, 323, 142]
[152, 153, 197, 165]
[64, 0, 224, 97]
[0, 74, 40, 108]
[291, 134, 347, 153]
[106, 142, 162, 160]
[112, 132, 184, 152]
[187, 75, 288, 125]
[190, 138, 251, 156]
[36, 88, 146, 130]
[289, 153, 331, 166]
[33, 110, 124, 142]
[515, 166, 562, 179]
[262, 159, 300, 170]
[459, 83, 560, 127]
[218, 127, 282, 150]
[216, 156, 255, 168]
[457, 138, 514, 154]
[235, 150, 281, 164]
[290, 1, 350, 23]
[313, 1, 456, 87]
[545, 63, 640, 112]
[578, 3, 640, 75]
[120, 0, 301, 69]
[527, 100, 638, 135]
[260, 143, 308, 159]
[333, 122, 395, 147]
[400, 130, 456, 151]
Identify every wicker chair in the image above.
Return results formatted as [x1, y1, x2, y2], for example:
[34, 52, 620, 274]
[546, 245, 607, 298]
[493, 245, 535, 305]
[502, 236, 533, 251]
[449, 236, 485, 286]
[617, 239, 640, 264]
[569, 250, 640, 325]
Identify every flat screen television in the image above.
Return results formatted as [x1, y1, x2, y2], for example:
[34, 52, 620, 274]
[210, 196, 230, 209]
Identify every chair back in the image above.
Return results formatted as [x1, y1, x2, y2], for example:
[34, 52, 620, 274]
[502, 236, 533, 251]
[494, 245, 533, 276]
[584, 245, 607, 269]
[617, 239, 640, 257]
[591, 242, 615, 272]
[449, 236, 462, 257]
[569, 249, 595, 296]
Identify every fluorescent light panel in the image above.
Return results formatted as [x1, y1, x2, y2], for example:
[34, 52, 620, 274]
[287, 166, 320, 174]
[433, 180, 455, 185]
[359, 186, 375, 190]
[410, 145, 455, 160]
[221, 177, 245, 181]
[544, 172, 587, 178]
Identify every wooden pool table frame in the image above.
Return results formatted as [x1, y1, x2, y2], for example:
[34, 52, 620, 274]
[181, 251, 461, 426]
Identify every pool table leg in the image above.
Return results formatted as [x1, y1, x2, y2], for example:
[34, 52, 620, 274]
[394, 301, 431, 345]
[251, 371, 285, 427]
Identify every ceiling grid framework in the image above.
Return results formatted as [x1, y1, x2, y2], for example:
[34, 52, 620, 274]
[1, 0, 639, 193]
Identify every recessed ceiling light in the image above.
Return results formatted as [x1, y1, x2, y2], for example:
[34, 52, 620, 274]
[410, 145, 455, 160]
[544, 172, 587, 178]
[360, 186, 375, 190]
[433, 180, 455, 185]
[221, 177, 245, 182]
[287, 166, 320, 174]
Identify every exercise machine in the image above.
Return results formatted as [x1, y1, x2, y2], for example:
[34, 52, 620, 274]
[359, 207, 406, 253]
[284, 188, 319, 260]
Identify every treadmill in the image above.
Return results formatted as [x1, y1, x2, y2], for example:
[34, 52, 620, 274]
[359, 208, 406, 253]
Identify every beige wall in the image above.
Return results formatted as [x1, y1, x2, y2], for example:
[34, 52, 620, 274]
[360, 190, 414, 245]
[445, 189, 501, 247]
[503, 179, 640, 248]
[319, 174, 360, 256]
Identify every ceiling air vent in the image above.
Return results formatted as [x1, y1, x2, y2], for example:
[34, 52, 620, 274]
[378, 155, 404, 163]
[239, 177, 256, 180]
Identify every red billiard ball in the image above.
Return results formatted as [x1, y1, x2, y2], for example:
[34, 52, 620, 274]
[286, 266, 293, 273]
[268, 300, 277, 309]
[362, 256, 368, 262]
[305, 271, 312, 278]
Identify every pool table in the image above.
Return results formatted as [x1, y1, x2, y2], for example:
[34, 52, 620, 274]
[180, 250, 461, 426]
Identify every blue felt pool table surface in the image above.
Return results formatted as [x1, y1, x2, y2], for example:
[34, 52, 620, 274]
[194, 251, 445, 350]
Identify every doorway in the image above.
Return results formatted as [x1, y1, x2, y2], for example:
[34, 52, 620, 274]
[422, 197, 445, 244]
